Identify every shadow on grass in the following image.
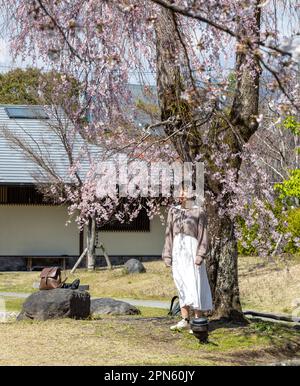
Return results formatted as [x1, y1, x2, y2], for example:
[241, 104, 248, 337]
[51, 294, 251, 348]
[208, 318, 249, 332]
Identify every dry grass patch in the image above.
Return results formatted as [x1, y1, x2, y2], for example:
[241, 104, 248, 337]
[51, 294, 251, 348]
[1, 256, 300, 315]
[72, 262, 176, 300]
[0, 262, 176, 300]
[0, 314, 299, 366]
[239, 255, 300, 314]
[0, 271, 37, 293]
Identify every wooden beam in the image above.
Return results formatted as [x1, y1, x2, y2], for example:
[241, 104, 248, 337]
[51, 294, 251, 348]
[70, 248, 88, 275]
[99, 242, 112, 270]
[79, 229, 84, 255]
[244, 310, 300, 323]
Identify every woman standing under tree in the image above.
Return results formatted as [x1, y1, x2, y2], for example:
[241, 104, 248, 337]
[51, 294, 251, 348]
[162, 190, 213, 332]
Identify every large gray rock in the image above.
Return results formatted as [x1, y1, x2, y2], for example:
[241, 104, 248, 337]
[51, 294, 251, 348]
[17, 289, 90, 321]
[124, 258, 146, 274]
[91, 298, 141, 315]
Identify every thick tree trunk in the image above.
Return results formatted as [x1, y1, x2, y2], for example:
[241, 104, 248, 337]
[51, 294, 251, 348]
[155, 8, 245, 321]
[206, 3, 261, 321]
[155, 4, 261, 321]
[206, 200, 244, 321]
[86, 216, 96, 271]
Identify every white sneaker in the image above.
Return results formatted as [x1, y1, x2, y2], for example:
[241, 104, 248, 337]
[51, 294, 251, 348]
[170, 318, 190, 331]
[189, 329, 194, 334]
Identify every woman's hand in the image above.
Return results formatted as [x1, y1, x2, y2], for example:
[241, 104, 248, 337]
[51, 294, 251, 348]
[195, 256, 204, 266]
[163, 257, 172, 268]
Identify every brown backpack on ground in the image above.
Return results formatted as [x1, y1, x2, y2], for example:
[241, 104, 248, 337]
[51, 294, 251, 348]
[39, 267, 64, 290]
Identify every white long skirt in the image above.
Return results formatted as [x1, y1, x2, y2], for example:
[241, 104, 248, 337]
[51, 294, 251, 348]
[172, 233, 213, 311]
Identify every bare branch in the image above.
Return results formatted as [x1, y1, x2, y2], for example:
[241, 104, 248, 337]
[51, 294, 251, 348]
[37, 0, 85, 62]
[150, 0, 292, 57]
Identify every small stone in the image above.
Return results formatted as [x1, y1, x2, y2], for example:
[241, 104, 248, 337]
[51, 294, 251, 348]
[124, 259, 146, 274]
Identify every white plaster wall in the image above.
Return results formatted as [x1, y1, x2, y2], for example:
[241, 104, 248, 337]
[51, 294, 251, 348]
[0, 205, 165, 256]
[0, 205, 79, 255]
[94, 215, 165, 256]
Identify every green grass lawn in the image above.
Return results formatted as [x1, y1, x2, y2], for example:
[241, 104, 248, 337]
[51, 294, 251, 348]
[2, 297, 24, 312]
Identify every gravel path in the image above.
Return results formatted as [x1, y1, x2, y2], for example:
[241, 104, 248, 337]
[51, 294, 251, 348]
[0, 291, 170, 309]
[115, 298, 169, 309]
[0, 292, 31, 299]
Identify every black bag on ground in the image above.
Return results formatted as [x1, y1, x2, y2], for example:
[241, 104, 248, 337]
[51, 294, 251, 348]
[168, 295, 181, 316]
[61, 279, 80, 290]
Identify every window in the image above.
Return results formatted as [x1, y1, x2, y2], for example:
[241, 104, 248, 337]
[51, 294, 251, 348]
[0, 185, 47, 205]
[5, 107, 49, 120]
[97, 208, 150, 232]
[0, 186, 7, 203]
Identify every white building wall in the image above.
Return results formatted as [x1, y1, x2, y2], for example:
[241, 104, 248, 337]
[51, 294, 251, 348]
[0, 205, 165, 256]
[0, 205, 79, 255]
[95, 215, 165, 256]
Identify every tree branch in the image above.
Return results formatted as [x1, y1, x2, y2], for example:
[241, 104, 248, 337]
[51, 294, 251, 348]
[150, 0, 292, 57]
[37, 0, 84, 62]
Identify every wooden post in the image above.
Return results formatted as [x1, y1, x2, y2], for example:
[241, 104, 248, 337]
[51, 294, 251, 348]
[70, 248, 88, 275]
[99, 242, 112, 270]
[62, 257, 66, 271]
[27, 257, 32, 271]
[86, 216, 96, 270]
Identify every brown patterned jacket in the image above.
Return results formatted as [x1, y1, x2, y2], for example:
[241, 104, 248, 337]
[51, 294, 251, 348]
[162, 205, 209, 267]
